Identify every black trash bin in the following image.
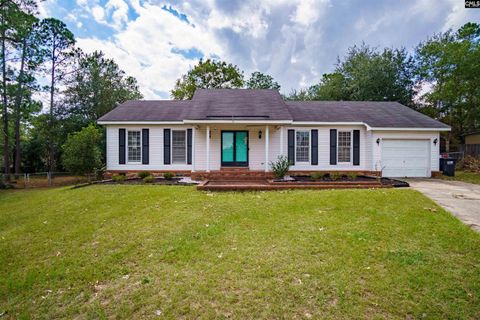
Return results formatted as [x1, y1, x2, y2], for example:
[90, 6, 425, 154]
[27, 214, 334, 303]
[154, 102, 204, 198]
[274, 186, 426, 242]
[441, 158, 456, 177]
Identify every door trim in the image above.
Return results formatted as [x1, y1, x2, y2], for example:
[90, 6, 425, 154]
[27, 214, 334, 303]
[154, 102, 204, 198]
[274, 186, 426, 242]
[221, 130, 249, 167]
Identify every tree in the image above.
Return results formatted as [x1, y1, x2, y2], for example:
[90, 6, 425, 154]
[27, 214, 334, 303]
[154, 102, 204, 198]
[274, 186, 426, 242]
[63, 50, 142, 125]
[309, 72, 348, 101]
[246, 71, 280, 90]
[171, 59, 244, 100]
[37, 18, 74, 172]
[62, 124, 101, 178]
[337, 44, 415, 106]
[416, 22, 480, 150]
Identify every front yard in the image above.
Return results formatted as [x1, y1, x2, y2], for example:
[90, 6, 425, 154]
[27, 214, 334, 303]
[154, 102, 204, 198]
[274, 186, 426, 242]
[438, 170, 480, 185]
[1, 186, 479, 319]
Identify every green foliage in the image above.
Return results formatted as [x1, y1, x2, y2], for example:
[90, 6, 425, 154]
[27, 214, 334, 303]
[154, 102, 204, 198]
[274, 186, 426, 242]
[112, 174, 125, 183]
[311, 172, 324, 180]
[63, 50, 143, 125]
[289, 44, 415, 105]
[416, 22, 480, 147]
[143, 175, 155, 183]
[62, 125, 102, 176]
[347, 172, 358, 180]
[163, 172, 174, 180]
[246, 71, 280, 90]
[95, 166, 106, 181]
[269, 155, 290, 179]
[330, 172, 343, 180]
[171, 59, 244, 100]
[138, 171, 151, 179]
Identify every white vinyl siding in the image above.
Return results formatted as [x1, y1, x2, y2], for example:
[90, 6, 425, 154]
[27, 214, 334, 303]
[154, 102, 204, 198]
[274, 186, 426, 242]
[337, 131, 351, 163]
[295, 131, 310, 163]
[172, 130, 186, 164]
[127, 130, 141, 163]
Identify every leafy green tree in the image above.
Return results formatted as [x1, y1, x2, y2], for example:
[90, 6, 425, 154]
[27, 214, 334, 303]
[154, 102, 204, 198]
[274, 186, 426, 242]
[309, 72, 349, 100]
[416, 22, 480, 150]
[246, 71, 280, 90]
[62, 124, 101, 177]
[37, 18, 74, 172]
[63, 50, 142, 125]
[171, 59, 244, 99]
[337, 44, 415, 105]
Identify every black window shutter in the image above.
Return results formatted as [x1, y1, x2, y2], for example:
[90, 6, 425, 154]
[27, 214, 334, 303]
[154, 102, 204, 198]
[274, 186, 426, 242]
[187, 129, 192, 165]
[353, 130, 360, 166]
[330, 129, 337, 165]
[119, 128, 126, 164]
[164, 129, 171, 165]
[142, 129, 149, 164]
[287, 129, 295, 165]
[311, 129, 318, 165]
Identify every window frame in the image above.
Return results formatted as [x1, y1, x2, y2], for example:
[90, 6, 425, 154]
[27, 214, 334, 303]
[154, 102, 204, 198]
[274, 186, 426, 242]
[337, 130, 353, 164]
[295, 129, 311, 164]
[171, 129, 187, 164]
[127, 129, 142, 164]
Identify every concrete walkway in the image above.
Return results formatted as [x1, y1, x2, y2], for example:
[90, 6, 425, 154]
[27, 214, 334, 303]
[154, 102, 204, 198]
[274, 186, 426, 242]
[407, 179, 480, 232]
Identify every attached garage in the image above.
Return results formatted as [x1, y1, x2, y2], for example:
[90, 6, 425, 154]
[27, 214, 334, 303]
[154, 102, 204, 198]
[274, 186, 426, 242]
[381, 139, 431, 177]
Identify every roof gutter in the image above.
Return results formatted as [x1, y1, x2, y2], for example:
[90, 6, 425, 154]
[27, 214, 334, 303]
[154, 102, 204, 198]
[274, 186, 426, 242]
[370, 127, 451, 132]
[182, 119, 293, 124]
[97, 121, 184, 125]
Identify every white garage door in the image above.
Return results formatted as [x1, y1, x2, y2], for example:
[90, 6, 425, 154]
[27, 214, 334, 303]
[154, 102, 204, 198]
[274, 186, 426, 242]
[381, 140, 430, 177]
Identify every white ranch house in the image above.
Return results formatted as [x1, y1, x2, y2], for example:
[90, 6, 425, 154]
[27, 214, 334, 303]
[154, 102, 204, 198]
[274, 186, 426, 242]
[98, 89, 450, 178]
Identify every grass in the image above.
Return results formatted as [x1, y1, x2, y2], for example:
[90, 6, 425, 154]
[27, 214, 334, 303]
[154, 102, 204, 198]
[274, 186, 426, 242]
[1, 186, 480, 319]
[438, 170, 480, 185]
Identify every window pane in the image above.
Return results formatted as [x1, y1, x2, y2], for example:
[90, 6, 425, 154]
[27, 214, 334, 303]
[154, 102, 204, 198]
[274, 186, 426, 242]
[172, 130, 186, 164]
[222, 132, 234, 162]
[338, 131, 351, 162]
[296, 131, 309, 162]
[128, 131, 141, 162]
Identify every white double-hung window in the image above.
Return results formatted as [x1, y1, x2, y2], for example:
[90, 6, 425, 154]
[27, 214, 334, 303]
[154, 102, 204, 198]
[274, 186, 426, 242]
[337, 131, 352, 163]
[128, 130, 141, 162]
[172, 130, 187, 164]
[295, 131, 310, 163]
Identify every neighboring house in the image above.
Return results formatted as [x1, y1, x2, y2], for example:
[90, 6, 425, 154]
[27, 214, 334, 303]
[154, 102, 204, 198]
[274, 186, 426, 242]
[98, 89, 450, 178]
[462, 131, 480, 157]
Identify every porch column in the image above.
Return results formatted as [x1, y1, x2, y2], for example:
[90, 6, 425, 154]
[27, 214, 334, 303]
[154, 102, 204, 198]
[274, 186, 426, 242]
[206, 125, 210, 172]
[192, 127, 196, 172]
[280, 126, 284, 156]
[265, 125, 269, 172]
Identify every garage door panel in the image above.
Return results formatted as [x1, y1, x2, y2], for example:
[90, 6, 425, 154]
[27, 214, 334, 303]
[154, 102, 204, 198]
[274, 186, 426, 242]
[381, 140, 430, 178]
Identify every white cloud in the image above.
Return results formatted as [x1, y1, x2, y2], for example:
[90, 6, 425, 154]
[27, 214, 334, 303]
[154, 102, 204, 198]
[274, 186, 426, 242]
[106, 0, 129, 30]
[291, 0, 331, 26]
[91, 5, 106, 23]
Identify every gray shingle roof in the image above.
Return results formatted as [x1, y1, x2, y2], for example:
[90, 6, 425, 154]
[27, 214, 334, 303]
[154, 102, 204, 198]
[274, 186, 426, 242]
[286, 101, 450, 128]
[189, 89, 292, 120]
[98, 89, 449, 129]
[98, 100, 191, 122]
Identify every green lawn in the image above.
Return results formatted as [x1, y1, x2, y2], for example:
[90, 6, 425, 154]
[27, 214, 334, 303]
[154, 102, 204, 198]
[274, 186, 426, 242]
[1, 186, 480, 319]
[439, 170, 480, 185]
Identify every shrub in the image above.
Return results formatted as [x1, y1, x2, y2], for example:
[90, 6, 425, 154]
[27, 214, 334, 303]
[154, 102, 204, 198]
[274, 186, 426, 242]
[138, 171, 151, 179]
[330, 172, 342, 180]
[95, 166, 106, 181]
[269, 155, 290, 179]
[143, 175, 155, 183]
[112, 174, 126, 183]
[164, 172, 174, 180]
[456, 155, 480, 173]
[311, 172, 323, 180]
[62, 125, 102, 177]
[347, 172, 358, 180]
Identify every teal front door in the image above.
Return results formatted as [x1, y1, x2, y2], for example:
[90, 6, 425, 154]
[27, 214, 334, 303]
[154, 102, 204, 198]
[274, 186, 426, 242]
[221, 131, 248, 167]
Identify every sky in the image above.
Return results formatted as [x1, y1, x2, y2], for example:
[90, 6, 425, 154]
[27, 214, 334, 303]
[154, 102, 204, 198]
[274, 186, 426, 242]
[38, 0, 480, 100]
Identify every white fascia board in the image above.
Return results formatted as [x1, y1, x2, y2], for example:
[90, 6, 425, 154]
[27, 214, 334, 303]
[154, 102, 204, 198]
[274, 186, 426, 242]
[370, 127, 451, 132]
[291, 121, 372, 130]
[182, 119, 293, 124]
[97, 121, 184, 125]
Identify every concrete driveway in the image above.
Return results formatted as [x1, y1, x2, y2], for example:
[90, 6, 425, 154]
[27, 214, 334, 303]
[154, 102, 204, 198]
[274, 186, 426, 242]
[407, 179, 480, 232]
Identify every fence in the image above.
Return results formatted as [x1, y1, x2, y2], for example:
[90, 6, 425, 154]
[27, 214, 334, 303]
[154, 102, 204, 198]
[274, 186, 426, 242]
[1, 172, 90, 189]
[461, 144, 480, 157]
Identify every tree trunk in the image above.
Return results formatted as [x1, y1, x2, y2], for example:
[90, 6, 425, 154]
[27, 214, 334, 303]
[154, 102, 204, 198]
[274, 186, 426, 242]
[14, 38, 26, 174]
[1, 15, 9, 180]
[48, 39, 56, 173]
